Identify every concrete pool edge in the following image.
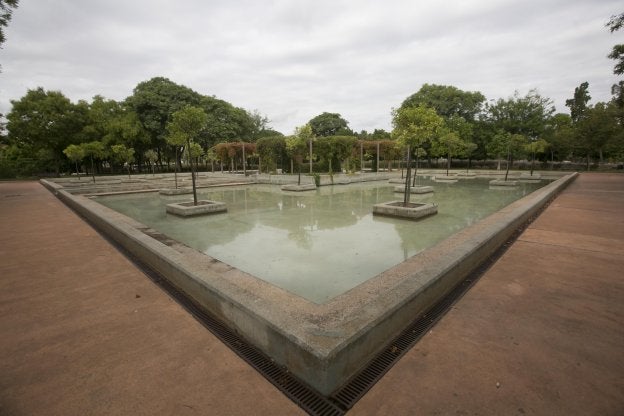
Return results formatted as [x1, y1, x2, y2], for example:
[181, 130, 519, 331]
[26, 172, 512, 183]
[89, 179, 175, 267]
[40, 172, 578, 396]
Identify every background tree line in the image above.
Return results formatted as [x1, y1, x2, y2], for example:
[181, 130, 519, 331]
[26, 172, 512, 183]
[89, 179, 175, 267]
[1, 8, 623, 178]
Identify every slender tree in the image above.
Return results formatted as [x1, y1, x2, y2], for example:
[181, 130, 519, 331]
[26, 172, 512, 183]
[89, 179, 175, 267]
[80, 141, 105, 183]
[565, 82, 591, 124]
[63, 144, 85, 179]
[392, 106, 444, 205]
[166, 106, 208, 205]
[111, 144, 135, 179]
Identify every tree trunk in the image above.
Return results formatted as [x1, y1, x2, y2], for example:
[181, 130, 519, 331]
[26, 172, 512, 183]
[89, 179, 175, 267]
[242, 143, 246, 176]
[309, 139, 313, 174]
[174, 147, 179, 189]
[504, 149, 511, 181]
[403, 146, 412, 206]
[412, 154, 419, 187]
[90, 156, 96, 183]
[188, 139, 198, 206]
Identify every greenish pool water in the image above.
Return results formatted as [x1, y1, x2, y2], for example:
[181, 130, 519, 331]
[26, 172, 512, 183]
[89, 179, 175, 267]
[96, 178, 547, 303]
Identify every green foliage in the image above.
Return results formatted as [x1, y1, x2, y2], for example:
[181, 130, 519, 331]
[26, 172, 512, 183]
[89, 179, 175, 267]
[111, 144, 135, 164]
[574, 102, 621, 165]
[392, 105, 444, 149]
[486, 90, 555, 138]
[314, 135, 357, 173]
[78, 95, 121, 142]
[401, 84, 485, 121]
[198, 95, 256, 147]
[104, 109, 149, 149]
[309, 112, 351, 137]
[81, 141, 105, 158]
[525, 138, 549, 156]
[310, 173, 321, 187]
[431, 130, 473, 174]
[0, 0, 18, 47]
[63, 144, 85, 163]
[144, 149, 158, 173]
[80, 141, 105, 182]
[607, 13, 624, 75]
[111, 144, 135, 177]
[565, 82, 591, 123]
[127, 77, 202, 149]
[7, 87, 86, 174]
[256, 136, 287, 173]
[166, 105, 208, 144]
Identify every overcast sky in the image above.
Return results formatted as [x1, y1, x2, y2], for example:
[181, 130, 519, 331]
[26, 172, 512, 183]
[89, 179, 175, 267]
[0, 0, 622, 134]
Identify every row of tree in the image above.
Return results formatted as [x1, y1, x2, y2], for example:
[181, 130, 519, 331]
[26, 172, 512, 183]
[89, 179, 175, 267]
[1, 79, 623, 180]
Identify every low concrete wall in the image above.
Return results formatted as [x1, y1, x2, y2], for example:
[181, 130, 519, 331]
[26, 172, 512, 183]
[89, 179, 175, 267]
[40, 172, 578, 395]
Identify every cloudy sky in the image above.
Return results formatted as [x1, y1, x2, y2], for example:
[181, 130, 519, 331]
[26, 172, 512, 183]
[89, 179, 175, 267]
[0, 0, 622, 134]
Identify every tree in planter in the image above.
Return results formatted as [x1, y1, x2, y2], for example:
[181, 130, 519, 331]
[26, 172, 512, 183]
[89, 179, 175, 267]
[257, 136, 286, 173]
[63, 144, 85, 179]
[524, 138, 549, 176]
[431, 130, 469, 176]
[202, 148, 215, 172]
[285, 135, 307, 184]
[411, 146, 427, 186]
[185, 141, 204, 171]
[144, 149, 159, 175]
[80, 141, 105, 183]
[111, 144, 135, 179]
[294, 124, 315, 173]
[315, 136, 357, 182]
[166, 106, 208, 206]
[165, 131, 185, 189]
[504, 134, 528, 180]
[391, 105, 444, 206]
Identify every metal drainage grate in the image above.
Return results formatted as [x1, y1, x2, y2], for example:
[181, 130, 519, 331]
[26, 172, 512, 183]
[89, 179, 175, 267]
[113, 241, 346, 416]
[64, 191, 554, 416]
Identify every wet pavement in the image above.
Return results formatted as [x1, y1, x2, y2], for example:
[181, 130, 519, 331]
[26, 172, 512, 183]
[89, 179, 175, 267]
[1, 173, 623, 415]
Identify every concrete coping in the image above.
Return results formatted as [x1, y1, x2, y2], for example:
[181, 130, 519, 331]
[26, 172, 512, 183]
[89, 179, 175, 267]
[40, 172, 578, 395]
[165, 200, 227, 217]
[372, 201, 438, 220]
[393, 185, 434, 194]
[490, 179, 518, 186]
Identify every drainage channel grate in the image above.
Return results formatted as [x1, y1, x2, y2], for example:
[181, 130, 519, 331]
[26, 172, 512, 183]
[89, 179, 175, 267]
[111, 241, 346, 416]
[67, 192, 553, 416]
[65, 205, 345, 416]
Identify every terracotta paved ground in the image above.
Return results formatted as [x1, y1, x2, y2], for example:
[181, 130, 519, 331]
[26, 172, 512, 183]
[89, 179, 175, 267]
[1, 173, 623, 415]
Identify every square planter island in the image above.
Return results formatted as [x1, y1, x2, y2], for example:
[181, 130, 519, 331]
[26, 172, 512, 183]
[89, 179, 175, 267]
[373, 201, 438, 220]
[166, 200, 227, 217]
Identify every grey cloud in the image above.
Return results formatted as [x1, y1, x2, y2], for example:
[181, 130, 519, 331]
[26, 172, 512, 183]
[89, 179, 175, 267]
[0, 0, 621, 134]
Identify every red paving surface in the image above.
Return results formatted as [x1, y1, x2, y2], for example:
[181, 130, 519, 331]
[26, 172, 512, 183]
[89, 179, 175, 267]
[1, 173, 623, 415]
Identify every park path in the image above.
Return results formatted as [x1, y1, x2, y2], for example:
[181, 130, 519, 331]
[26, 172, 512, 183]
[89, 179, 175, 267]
[1, 173, 623, 415]
[0, 181, 304, 416]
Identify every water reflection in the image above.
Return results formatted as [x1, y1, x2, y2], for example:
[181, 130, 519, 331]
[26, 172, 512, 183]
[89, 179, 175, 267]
[97, 178, 547, 303]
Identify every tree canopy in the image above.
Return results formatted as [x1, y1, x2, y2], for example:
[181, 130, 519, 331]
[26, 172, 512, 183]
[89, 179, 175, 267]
[607, 13, 624, 75]
[400, 84, 485, 121]
[308, 112, 351, 137]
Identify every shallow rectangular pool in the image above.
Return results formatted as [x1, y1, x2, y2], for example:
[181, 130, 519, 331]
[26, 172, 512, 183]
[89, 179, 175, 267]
[96, 177, 547, 303]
